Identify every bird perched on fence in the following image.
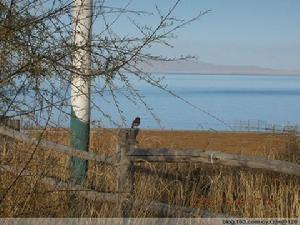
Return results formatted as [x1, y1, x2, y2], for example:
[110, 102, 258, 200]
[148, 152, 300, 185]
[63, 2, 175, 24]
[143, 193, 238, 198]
[131, 117, 140, 128]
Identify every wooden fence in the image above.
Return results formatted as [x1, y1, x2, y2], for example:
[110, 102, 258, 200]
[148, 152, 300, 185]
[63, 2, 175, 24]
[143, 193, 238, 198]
[0, 116, 20, 131]
[1, 125, 300, 217]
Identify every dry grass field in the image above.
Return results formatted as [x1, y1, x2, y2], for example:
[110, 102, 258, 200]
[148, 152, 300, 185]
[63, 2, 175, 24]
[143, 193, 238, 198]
[1, 129, 300, 217]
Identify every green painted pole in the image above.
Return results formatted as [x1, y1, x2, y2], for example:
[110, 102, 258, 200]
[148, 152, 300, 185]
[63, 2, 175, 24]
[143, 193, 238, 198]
[70, 0, 92, 184]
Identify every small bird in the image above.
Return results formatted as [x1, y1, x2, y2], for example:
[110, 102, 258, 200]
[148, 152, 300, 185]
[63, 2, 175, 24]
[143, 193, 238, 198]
[131, 117, 140, 128]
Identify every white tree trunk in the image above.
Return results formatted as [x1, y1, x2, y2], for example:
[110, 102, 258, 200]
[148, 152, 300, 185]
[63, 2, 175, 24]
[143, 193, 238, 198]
[70, 0, 92, 183]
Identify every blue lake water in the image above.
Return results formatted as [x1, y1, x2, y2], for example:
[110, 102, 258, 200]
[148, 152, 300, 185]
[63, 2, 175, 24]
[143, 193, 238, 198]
[90, 74, 300, 130]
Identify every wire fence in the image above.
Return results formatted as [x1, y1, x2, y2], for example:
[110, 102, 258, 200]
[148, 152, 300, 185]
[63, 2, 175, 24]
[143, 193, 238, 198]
[232, 120, 299, 134]
[19, 118, 300, 135]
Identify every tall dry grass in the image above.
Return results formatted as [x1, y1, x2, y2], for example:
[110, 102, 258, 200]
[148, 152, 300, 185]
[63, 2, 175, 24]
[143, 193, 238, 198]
[0, 129, 300, 217]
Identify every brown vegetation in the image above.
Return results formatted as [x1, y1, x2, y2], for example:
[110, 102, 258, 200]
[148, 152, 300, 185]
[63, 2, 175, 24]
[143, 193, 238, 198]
[1, 129, 300, 217]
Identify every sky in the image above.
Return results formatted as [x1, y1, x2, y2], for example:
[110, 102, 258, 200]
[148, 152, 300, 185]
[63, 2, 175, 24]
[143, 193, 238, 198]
[102, 0, 300, 70]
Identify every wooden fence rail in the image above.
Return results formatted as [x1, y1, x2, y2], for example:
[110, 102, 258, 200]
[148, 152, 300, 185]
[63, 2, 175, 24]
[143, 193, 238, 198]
[129, 148, 300, 177]
[2, 126, 299, 178]
[0, 126, 116, 165]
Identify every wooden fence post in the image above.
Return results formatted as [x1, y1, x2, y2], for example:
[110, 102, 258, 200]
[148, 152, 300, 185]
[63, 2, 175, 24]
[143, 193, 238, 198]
[117, 128, 139, 217]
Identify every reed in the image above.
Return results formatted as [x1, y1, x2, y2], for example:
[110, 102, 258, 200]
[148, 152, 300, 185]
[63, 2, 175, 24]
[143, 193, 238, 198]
[0, 129, 299, 217]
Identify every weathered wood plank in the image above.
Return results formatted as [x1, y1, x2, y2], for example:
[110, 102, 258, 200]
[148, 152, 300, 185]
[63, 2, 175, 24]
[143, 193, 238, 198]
[117, 129, 138, 217]
[129, 148, 300, 177]
[0, 126, 116, 165]
[0, 116, 20, 131]
[117, 129, 134, 193]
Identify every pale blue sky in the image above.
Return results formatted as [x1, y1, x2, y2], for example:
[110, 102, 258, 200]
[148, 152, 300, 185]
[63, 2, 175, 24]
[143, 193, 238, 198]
[99, 0, 300, 70]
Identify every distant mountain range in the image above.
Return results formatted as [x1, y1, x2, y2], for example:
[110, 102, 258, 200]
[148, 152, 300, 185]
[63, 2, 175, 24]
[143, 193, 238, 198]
[138, 60, 300, 75]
